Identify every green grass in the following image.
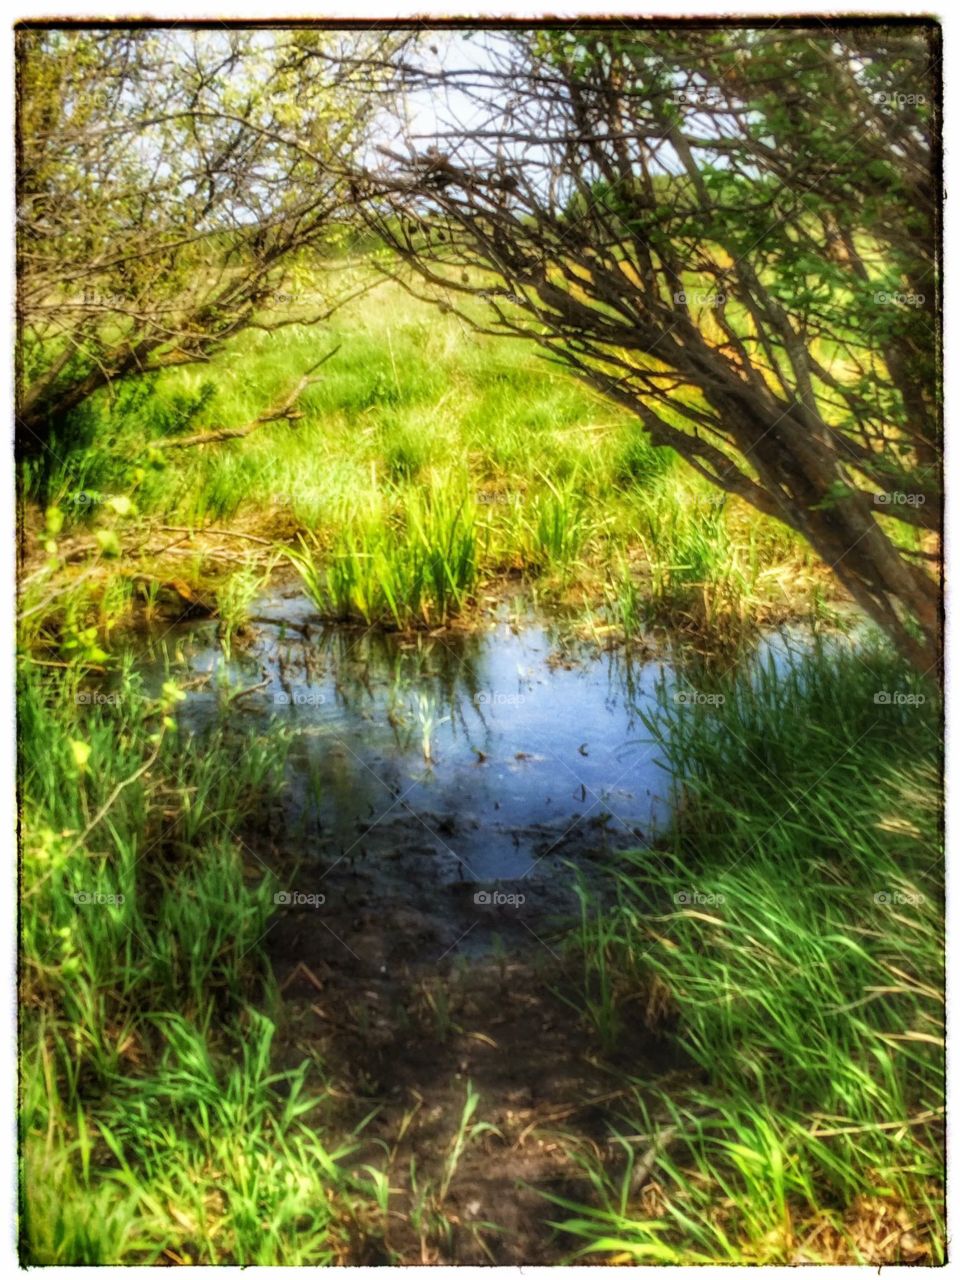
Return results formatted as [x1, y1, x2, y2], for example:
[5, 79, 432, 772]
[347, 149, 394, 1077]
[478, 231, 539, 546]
[287, 485, 481, 628]
[18, 660, 379, 1264]
[559, 637, 943, 1263]
[18, 270, 916, 1265]
[216, 564, 266, 656]
[20, 279, 822, 644]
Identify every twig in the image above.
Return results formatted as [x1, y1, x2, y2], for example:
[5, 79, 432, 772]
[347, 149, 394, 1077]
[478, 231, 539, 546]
[248, 615, 315, 637]
[279, 960, 328, 993]
[156, 347, 340, 450]
[143, 546, 255, 566]
[513, 1087, 633, 1148]
[17, 567, 100, 620]
[310, 1002, 361, 1035]
[809, 1108, 943, 1138]
[156, 525, 275, 546]
[628, 1124, 679, 1194]
[67, 731, 166, 856]
[227, 677, 270, 703]
[20, 657, 107, 671]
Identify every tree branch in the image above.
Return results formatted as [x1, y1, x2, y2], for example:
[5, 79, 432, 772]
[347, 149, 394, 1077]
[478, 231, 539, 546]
[155, 347, 340, 450]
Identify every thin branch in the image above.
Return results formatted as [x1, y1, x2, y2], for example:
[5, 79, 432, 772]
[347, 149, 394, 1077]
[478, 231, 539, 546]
[155, 346, 340, 450]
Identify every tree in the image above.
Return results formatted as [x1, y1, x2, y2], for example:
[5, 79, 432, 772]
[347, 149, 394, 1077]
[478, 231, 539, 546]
[15, 26, 401, 462]
[357, 25, 941, 673]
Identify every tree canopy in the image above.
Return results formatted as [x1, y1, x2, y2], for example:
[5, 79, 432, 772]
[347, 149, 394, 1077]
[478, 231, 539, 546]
[357, 25, 940, 671]
[16, 27, 401, 459]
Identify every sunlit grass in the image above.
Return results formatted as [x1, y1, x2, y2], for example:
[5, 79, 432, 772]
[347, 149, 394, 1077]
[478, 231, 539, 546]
[287, 485, 481, 628]
[21, 280, 821, 643]
[561, 637, 943, 1264]
[18, 660, 379, 1263]
[16, 273, 905, 1266]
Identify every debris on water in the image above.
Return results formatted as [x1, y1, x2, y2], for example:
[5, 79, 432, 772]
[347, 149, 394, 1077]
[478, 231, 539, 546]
[139, 609, 677, 889]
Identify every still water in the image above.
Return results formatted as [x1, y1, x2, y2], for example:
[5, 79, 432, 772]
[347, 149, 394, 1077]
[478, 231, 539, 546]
[137, 591, 844, 888]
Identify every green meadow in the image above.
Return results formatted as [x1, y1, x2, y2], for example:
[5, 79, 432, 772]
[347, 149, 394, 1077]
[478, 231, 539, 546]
[22, 285, 826, 639]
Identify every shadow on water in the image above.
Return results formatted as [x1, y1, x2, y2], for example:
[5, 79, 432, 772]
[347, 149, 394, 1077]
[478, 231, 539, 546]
[137, 591, 847, 900]
[139, 597, 680, 880]
[131, 595, 859, 985]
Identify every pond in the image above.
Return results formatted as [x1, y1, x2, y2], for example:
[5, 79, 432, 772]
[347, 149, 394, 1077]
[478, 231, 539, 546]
[144, 604, 674, 875]
[132, 588, 846, 961]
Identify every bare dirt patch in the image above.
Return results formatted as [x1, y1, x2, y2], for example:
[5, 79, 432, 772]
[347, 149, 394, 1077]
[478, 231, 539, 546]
[264, 819, 685, 1265]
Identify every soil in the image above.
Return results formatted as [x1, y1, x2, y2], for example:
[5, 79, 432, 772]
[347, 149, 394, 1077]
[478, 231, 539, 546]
[260, 816, 688, 1265]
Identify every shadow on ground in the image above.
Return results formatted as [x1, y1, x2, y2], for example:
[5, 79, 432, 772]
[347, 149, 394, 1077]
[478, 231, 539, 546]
[264, 819, 688, 1265]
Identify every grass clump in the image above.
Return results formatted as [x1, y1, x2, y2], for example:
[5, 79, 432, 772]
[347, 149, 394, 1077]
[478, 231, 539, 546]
[215, 565, 263, 656]
[513, 473, 598, 573]
[288, 487, 481, 628]
[560, 637, 943, 1264]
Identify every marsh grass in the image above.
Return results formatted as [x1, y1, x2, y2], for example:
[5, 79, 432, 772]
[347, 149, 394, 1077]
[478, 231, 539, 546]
[560, 637, 943, 1263]
[18, 276, 892, 1266]
[215, 563, 266, 656]
[21, 281, 822, 644]
[19, 661, 377, 1263]
[515, 472, 598, 572]
[631, 483, 748, 629]
[287, 486, 481, 628]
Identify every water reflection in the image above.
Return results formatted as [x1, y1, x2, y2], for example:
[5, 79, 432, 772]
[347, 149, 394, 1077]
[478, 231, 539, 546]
[135, 595, 865, 884]
[137, 603, 677, 881]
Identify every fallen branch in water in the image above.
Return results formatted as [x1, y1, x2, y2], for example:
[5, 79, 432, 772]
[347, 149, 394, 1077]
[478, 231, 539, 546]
[156, 347, 340, 450]
[227, 677, 271, 704]
[247, 615, 315, 638]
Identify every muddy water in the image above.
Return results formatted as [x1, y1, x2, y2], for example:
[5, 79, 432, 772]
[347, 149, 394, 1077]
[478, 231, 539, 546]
[136, 591, 840, 955]
[132, 594, 856, 1260]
